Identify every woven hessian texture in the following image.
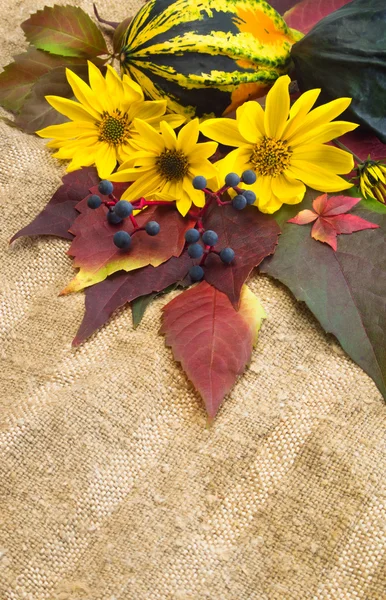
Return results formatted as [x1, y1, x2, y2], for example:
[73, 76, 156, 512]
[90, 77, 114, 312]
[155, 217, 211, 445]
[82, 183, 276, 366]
[1, 1, 386, 598]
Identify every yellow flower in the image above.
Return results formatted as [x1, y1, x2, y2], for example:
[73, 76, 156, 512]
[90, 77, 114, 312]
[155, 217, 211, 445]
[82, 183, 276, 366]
[36, 61, 185, 179]
[200, 75, 359, 213]
[357, 160, 386, 204]
[109, 118, 218, 216]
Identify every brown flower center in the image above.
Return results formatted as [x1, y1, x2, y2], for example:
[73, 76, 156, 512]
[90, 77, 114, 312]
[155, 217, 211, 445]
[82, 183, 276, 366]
[156, 149, 189, 181]
[250, 136, 292, 177]
[98, 110, 130, 145]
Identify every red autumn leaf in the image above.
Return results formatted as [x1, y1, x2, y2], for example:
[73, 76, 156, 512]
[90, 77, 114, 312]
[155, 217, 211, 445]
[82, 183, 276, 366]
[62, 200, 195, 294]
[284, 0, 353, 34]
[73, 251, 193, 346]
[161, 281, 266, 420]
[202, 203, 280, 308]
[288, 194, 379, 250]
[10, 167, 100, 243]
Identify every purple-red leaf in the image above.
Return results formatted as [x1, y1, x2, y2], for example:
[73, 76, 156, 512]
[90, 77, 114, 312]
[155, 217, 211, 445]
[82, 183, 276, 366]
[22, 5, 109, 58]
[73, 252, 193, 346]
[10, 167, 100, 242]
[284, 0, 353, 34]
[202, 203, 280, 308]
[288, 194, 379, 250]
[161, 282, 266, 420]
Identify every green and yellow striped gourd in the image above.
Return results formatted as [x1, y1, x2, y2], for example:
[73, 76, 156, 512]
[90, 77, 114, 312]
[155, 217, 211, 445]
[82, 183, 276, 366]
[119, 0, 302, 118]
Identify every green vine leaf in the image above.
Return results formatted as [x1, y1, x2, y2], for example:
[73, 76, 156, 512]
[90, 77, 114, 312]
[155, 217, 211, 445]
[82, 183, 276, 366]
[21, 5, 109, 58]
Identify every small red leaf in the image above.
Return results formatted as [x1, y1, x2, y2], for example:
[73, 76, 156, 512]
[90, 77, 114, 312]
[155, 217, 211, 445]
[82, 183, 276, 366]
[284, 0, 353, 35]
[288, 209, 318, 224]
[311, 217, 338, 250]
[161, 282, 265, 419]
[289, 193, 379, 250]
[202, 203, 280, 308]
[322, 195, 361, 216]
[327, 214, 380, 235]
[10, 167, 100, 242]
[312, 193, 329, 215]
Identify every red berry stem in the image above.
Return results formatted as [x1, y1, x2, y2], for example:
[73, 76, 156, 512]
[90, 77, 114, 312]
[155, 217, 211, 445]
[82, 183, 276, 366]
[129, 214, 139, 228]
[199, 245, 212, 265]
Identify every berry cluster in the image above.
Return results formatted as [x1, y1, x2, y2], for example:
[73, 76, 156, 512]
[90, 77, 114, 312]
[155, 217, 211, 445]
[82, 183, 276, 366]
[87, 180, 161, 251]
[192, 169, 257, 211]
[186, 169, 257, 281]
[185, 228, 235, 282]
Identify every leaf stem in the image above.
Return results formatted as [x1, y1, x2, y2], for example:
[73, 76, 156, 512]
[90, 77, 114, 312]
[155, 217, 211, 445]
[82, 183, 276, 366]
[333, 138, 362, 164]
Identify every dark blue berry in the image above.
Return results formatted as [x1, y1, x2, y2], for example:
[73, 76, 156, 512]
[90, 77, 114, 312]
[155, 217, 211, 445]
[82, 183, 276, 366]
[189, 265, 204, 282]
[232, 195, 247, 210]
[113, 231, 131, 249]
[242, 190, 256, 205]
[98, 180, 114, 195]
[114, 200, 133, 218]
[107, 211, 122, 225]
[145, 221, 160, 236]
[219, 247, 235, 264]
[87, 194, 102, 209]
[202, 230, 218, 246]
[241, 170, 257, 185]
[192, 175, 207, 190]
[185, 228, 200, 244]
[225, 172, 240, 187]
[188, 243, 203, 259]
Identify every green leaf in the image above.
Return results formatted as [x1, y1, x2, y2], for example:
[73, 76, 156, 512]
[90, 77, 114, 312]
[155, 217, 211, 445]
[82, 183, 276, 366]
[21, 5, 109, 58]
[131, 284, 178, 329]
[261, 194, 386, 400]
[0, 48, 85, 113]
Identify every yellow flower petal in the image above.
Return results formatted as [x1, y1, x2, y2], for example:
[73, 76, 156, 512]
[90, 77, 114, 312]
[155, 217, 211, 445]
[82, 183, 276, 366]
[282, 88, 321, 139]
[94, 143, 118, 179]
[160, 120, 177, 150]
[129, 100, 167, 123]
[200, 118, 247, 147]
[264, 75, 291, 138]
[287, 161, 353, 191]
[65, 68, 102, 119]
[43, 96, 96, 123]
[132, 119, 165, 152]
[189, 160, 217, 179]
[271, 174, 306, 199]
[188, 141, 218, 161]
[184, 179, 205, 208]
[177, 118, 199, 153]
[161, 113, 186, 129]
[36, 121, 97, 140]
[287, 97, 352, 144]
[236, 101, 265, 143]
[292, 143, 354, 173]
[120, 172, 163, 201]
[289, 121, 358, 147]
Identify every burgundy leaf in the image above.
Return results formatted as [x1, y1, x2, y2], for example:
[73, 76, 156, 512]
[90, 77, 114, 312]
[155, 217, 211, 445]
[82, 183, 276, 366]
[10, 167, 100, 242]
[161, 281, 265, 419]
[73, 252, 193, 346]
[202, 202, 280, 308]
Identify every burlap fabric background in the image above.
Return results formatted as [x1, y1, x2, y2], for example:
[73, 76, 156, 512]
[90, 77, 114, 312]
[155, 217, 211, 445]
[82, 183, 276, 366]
[1, 1, 386, 598]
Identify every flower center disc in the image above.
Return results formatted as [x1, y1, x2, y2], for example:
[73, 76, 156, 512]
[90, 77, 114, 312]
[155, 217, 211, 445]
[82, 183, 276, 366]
[156, 149, 189, 181]
[99, 111, 130, 145]
[250, 136, 292, 177]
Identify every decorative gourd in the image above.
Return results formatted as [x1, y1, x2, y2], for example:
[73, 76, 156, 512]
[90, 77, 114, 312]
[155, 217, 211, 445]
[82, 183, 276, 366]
[291, 0, 386, 143]
[119, 0, 302, 118]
